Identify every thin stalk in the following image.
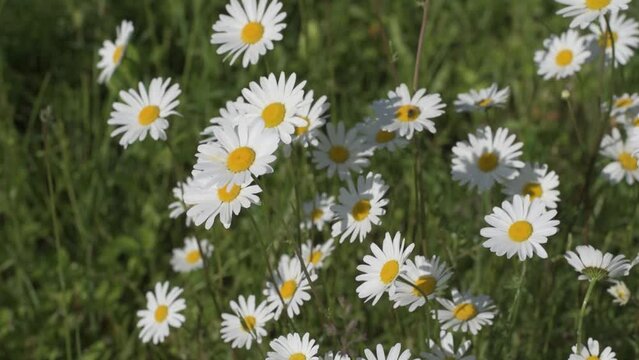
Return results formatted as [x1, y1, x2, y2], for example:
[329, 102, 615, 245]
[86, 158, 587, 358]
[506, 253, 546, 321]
[505, 261, 527, 359]
[412, 0, 431, 91]
[576, 280, 597, 350]
[194, 239, 221, 317]
[565, 96, 584, 149]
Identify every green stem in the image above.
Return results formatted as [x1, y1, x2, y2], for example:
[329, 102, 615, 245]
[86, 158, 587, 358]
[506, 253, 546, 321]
[576, 280, 597, 350]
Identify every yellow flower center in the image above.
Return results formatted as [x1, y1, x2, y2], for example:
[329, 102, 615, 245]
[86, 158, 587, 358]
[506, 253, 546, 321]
[138, 105, 160, 126]
[226, 147, 256, 173]
[289, 354, 306, 360]
[295, 116, 311, 135]
[508, 220, 533, 242]
[217, 184, 241, 202]
[555, 49, 574, 67]
[586, 356, 600, 360]
[477, 98, 493, 108]
[375, 130, 396, 143]
[328, 145, 349, 163]
[453, 303, 477, 321]
[154, 305, 169, 323]
[412, 275, 437, 297]
[380, 260, 399, 284]
[351, 200, 371, 221]
[615, 97, 633, 108]
[618, 152, 638, 171]
[185, 250, 201, 264]
[280, 279, 297, 300]
[241, 21, 264, 44]
[241, 315, 256, 332]
[311, 208, 324, 221]
[522, 182, 543, 199]
[585, 0, 611, 10]
[477, 152, 499, 172]
[112, 45, 124, 64]
[262, 102, 286, 128]
[598, 31, 619, 49]
[395, 105, 421, 122]
[633, 117, 639, 127]
[309, 251, 323, 265]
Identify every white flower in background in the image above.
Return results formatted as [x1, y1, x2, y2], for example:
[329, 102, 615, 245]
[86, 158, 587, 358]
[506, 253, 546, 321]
[331, 172, 389, 243]
[599, 127, 639, 184]
[454, 83, 510, 113]
[264, 255, 317, 319]
[534, 30, 591, 80]
[220, 294, 275, 349]
[358, 115, 408, 153]
[610, 93, 639, 119]
[266, 332, 320, 360]
[589, 12, 639, 66]
[301, 193, 335, 231]
[435, 289, 497, 335]
[451, 126, 524, 193]
[422, 331, 475, 360]
[107, 77, 181, 148]
[380, 83, 445, 139]
[200, 97, 246, 142]
[97, 20, 134, 83]
[136, 282, 186, 344]
[170, 237, 213, 273]
[569, 338, 617, 360]
[362, 343, 412, 360]
[322, 352, 351, 360]
[168, 176, 204, 226]
[391, 255, 453, 312]
[210, 0, 286, 67]
[312, 122, 372, 179]
[302, 239, 335, 270]
[555, 0, 630, 29]
[291, 90, 330, 148]
[607, 281, 631, 305]
[565, 245, 631, 281]
[503, 163, 561, 209]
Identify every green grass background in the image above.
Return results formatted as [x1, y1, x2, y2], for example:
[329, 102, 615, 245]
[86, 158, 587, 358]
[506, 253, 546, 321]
[1, 0, 639, 358]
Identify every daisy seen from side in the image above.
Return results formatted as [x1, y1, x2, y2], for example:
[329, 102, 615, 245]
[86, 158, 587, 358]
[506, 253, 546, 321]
[391, 255, 453, 312]
[97, 20, 134, 83]
[220, 294, 275, 349]
[435, 289, 497, 335]
[170, 237, 213, 273]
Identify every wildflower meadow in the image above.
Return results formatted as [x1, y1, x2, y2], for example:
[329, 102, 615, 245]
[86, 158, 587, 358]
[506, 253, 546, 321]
[3, 0, 639, 358]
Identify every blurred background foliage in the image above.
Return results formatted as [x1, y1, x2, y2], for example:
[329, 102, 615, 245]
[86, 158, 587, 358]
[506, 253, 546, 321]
[1, 0, 639, 358]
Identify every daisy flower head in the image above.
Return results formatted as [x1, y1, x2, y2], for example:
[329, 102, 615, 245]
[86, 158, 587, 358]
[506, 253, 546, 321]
[301, 193, 335, 231]
[322, 352, 351, 360]
[391, 255, 454, 312]
[168, 176, 204, 226]
[210, 0, 286, 67]
[607, 281, 631, 305]
[312, 122, 372, 180]
[362, 343, 412, 360]
[534, 30, 591, 80]
[565, 245, 631, 281]
[200, 97, 246, 143]
[569, 338, 617, 360]
[599, 127, 639, 184]
[136, 281, 186, 344]
[555, 0, 630, 29]
[302, 238, 335, 270]
[435, 289, 497, 335]
[108, 77, 181, 148]
[453, 83, 510, 113]
[266, 332, 320, 360]
[358, 115, 408, 153]
[503, 163, 561, 209]
[264, 255, 317, 319]
[451, 126, 524, 193]
[355, 231, 415, 305]
[192, 121, 278, 187]
[184, 179, 261, 229]
[240, 72, 308, 144]
[610, 92, 639, 119]
[291, 90, 330, 148]
[220, 294, 275, 349]
[381, 83, 445, 139]
[97, 20, 134, 84]
[331, 172, 389, 243]
[480, 195, 560, 261]
[589, 12, 639, 66]
[170, 237, 213, 273]
[422, 331, 475, 360]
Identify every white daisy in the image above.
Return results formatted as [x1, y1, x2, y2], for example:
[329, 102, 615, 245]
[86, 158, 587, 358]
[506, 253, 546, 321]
[391, 255, 454, 312]
[555, 0, 630, 29]
[331, 172, 389, 243]
[503, 163, 561, 209]
[264, 255, 317, 319]
[453, 83, 510, 113]
[599, 127, 639, 184]
[302, 238, 335, 270]
[136, 281, 186, 344]
[267, 332, 320, 360]
[291, 90, 330, 148]
[301, 193, 336, 231]
[435, 289, 497, 335]
[192, 122, 279, 187]
[610, 93, 639, 119]
[565, 245, 631, 281]
[534, 30, 591, 80]
[220, 294, 275, 349]
[480, 195, 560, 261]
[107, 77, 181, 148]
[312, 122, 372, 180]
[322, 352, 351, 360]
[170, 237, 213, 273]
[569, 338, 617, 360]
[607, 281, 631, 305]
[97, 20, 134, 84]
[380, 83, 445, 139]
[422, 331, 475, 360]
[358, 115, 408, 153]
[451, 126, 524, 193]
[355, 231, 415, 305]
[200, 97, 246, 143]
[168, 176, 203, 226]
[589, 12, 639, 66]
[210, 0, 286, 67]
[184, 179, 261, 229]
[362, 343, 412, 360]
[240, 72, 307, 144]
